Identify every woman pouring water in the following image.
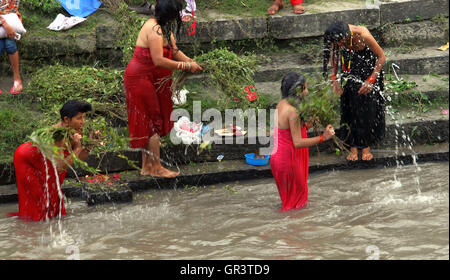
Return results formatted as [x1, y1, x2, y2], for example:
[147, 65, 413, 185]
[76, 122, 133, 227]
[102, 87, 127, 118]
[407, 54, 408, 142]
[323, 21, 386, 161]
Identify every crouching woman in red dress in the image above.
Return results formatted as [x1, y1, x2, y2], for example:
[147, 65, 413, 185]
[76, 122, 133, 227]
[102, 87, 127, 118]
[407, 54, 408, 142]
[9, 100, 93, 221]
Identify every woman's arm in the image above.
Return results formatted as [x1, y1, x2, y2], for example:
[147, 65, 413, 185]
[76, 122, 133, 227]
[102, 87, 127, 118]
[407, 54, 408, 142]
[358, 27, 386, 95]
[146, 25, 202, 73]
[170, 33, 192, 62]
[147, 25, 183, 71]
[53, 133, 84, 172]
[288, 111, 324, 148]
[0, 16, 16, 39]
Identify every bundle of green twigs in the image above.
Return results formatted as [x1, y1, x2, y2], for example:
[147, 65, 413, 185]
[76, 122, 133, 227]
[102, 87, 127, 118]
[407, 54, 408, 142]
[29, 117, 136, 179]
[157, 48, 260, 109]
[287, 74, 351, 155]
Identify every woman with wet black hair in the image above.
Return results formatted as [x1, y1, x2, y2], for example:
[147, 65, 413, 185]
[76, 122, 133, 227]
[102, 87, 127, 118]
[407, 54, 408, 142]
[10, 100, 94, 221]
[124, 0, 202, 178]
[270, 72, 334, 211]
[323, 21, 386, 161]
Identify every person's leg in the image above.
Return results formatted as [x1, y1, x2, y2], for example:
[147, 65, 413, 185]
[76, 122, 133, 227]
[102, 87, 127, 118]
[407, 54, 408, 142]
[290, 0, 305, 14]
[0, 39, 5, 95]
[5, 39, 22, 94]
[141, 133, 179, 178]
[267, 0, 284, 15]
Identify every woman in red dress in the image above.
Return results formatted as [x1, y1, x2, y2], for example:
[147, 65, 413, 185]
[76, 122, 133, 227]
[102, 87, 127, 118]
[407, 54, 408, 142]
[124, 0, 202, 178]
[270, 73, 335, 211]
[10, 100, 93, 221]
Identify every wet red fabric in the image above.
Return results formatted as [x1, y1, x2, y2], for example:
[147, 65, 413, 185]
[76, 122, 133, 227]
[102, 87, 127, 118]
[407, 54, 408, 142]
[270, 126, 309, 211]
[8, 142, 67, 221]
[124, 46, 174, 148]
[290, 0, 303, 5]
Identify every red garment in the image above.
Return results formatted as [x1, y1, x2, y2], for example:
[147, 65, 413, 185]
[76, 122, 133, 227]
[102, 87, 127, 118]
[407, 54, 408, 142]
[8, 142, 67, 221]
[270, 126, 309, 211]
[124, 46, 174, 148]
[0, 0, 22, 21]
[290, 0, 303, 5]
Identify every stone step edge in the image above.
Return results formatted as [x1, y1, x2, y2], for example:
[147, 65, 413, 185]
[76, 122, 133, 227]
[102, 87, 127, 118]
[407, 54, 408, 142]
[0, 116, 448, 186]
[0, 151, 448, 205]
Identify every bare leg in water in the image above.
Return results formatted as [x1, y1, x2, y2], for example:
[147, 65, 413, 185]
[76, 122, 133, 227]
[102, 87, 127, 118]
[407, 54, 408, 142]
[141, 134, 179, 178]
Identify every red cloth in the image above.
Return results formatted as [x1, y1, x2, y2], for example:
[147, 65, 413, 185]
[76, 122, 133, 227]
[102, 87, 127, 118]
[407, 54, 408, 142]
[8, 142, 67, 221]
[290, 0, 303, 5]
[124, 46, 174, 148]
[270, 126, 309, 211]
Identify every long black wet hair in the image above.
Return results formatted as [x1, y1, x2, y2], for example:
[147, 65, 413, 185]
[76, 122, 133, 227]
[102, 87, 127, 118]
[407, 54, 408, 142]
[281, 72, 307, 100]
[322, 21, 350, 79]
[154, 0, 183, 49]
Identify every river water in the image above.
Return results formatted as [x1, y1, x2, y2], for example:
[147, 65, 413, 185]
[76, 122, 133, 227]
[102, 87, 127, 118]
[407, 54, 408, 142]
[0, 162, 448, 260]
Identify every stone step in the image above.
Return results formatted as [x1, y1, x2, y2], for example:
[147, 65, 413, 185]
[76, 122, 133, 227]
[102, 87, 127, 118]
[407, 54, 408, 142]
[185, 46, 449, 85]
[257, 46, 449, 82]
[0, 142, 448, 204]
[255, 74, 450, 100]
[0, 109, 448, 186]
[177, 0, 448, 42]
[1, 0, 447, 73]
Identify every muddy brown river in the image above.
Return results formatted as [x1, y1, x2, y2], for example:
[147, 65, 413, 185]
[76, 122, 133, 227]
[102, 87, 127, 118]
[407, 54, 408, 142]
[0, 162, 448, 260]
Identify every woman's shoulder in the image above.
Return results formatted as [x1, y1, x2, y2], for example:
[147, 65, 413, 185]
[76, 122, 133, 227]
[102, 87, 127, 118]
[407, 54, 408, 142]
[278, 101, 298, 118]
[141, 18, 160, 33]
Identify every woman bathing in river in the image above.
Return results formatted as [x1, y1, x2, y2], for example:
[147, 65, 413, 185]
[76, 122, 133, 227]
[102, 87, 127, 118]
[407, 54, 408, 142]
[270, 73, 335, 211]
[10, 100, 94, 221]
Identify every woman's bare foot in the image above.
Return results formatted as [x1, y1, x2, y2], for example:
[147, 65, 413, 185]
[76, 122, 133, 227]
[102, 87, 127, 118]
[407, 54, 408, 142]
[10, 80, 22, 95]
[362, 147, 374, 161]
[267, 0, 284, 15]
[292, 4, 305, 14]
[141, 165, 179, 178]
[346, 147, 358, 161]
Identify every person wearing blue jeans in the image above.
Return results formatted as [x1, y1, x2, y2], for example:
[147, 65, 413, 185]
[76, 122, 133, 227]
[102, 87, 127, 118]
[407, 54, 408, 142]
[0, 13, 23, 95]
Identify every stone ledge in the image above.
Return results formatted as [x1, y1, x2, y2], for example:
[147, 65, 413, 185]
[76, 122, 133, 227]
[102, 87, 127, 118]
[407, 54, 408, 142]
[0, 146, 448, 205]
[250, 46, 450, 82]
[0, 114, 448, 186]
[381, 20, 449, 48]
[177, 17, 267, 44]
[270, 8, 380, 40]
[380, 0, 449, 25]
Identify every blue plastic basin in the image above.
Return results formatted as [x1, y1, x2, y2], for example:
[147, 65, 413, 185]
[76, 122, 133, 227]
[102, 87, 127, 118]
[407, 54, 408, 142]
[245, 153, 270, 166]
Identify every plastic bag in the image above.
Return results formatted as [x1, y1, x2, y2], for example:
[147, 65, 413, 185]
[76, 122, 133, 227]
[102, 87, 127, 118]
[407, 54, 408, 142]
[173, 116, 203, 145]
[0, 13, 26, 39]
[47, 14, 86, 31]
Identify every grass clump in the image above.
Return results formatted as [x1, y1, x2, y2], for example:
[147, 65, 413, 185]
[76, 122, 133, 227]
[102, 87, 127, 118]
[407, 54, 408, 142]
[164, 48, 263, 111]
[24, 64, 127, 121]
[0, 102, 42, 163]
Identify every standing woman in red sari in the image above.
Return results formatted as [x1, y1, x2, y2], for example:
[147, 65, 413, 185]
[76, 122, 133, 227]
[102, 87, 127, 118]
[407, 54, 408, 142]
[124, 0, 202, 178]
[270, 73, 335, 211]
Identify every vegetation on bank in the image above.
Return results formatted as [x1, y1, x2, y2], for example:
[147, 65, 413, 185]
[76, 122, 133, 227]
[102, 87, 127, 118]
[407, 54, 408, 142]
[0, 0, 448, 166]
